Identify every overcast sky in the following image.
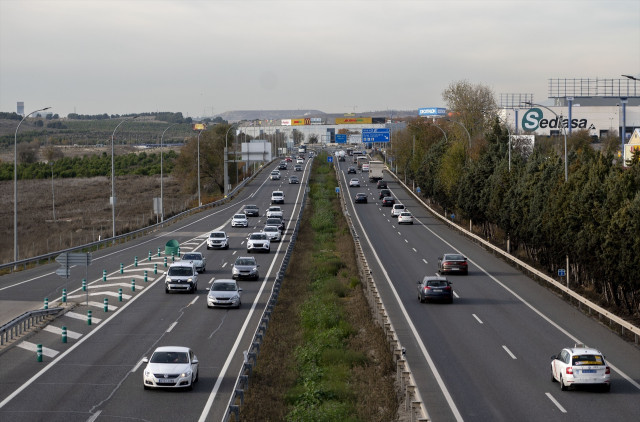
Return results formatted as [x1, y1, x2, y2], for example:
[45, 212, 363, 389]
[1, 0, 638, 118]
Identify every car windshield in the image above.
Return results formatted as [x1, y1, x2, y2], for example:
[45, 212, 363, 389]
[211, 232, 225, 238]
[572, 354, 604, 366]
[427, 280, 449, 287]
[444, 254, 465, 261]
[400, 212, 411, 216]
[211, 282, 237, 292]
[182, 254, 201, 260]
[272, 192, 283, 196]
[245, 205, 257, 210]
[236, 259, 255, 266]
[264, 226, 277, 232]
[168, 267, 194, 276]
[267, 218, 281, 224]
[395, 205, 404, 209]
[269, 207, 281, 212]
[250, 234, 266, 240]
[234, 214, 246, 219]
[151, 351, 189, 364]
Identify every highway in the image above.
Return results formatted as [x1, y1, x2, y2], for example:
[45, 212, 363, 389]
[336, 156, 640, 421]
[0, 157, 312, 421]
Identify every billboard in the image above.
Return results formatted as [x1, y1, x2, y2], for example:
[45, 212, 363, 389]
[335, 117, 373, 124]
[418, 108, 447, 117]
[281, 119, 291, 126]
[192, 123, 206, 131]
[291, 119, 305, 126]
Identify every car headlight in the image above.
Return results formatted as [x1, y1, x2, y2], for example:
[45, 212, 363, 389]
[252, 267, 258, 273]
[232, 267, 239, 274]
[181, 370, 192, 378]
[166, 277, 172, 283]
[144, 369, 151, 377]
[231, 294, 239, 301]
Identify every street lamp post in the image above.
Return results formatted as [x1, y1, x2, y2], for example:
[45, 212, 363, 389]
[14, 106, 50, 263]
[160, 123, 179, 221]
[224, 123, 238, 197]
[111, 116, 138, 239]
[197, 130, 203, 206]
[523, 102, 567, 181]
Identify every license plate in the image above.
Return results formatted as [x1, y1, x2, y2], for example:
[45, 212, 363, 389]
[157, 378, 174, 383]
[433, 289, 442, 292]
[582, 369, 596, 373]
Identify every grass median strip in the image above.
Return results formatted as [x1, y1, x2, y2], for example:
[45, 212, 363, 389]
[240, 154, 398, 421]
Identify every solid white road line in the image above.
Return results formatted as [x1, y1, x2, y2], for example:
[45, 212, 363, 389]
[502, 345, 517, 359]
[166, 322, 178, 333]
[545, 393, 567, 413]
[472, 314, 483, 324]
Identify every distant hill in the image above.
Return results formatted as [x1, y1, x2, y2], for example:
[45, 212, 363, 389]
[215, 109, 417, 123]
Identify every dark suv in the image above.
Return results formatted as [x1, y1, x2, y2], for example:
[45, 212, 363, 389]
[243, 205, 259, 217]
[376, 180, 387, 189]
[379, 189, 391, 200]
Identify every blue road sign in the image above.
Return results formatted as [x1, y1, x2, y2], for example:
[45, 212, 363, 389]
[336, 134, 347, 144]
[361, 128, 390, 143]
[418, 107, 447, 117]
[327, 156, 333, 163]
[558, 269, 566, 277]
[335, 187, 340, 194]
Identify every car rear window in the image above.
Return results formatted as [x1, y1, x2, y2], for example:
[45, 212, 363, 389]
[427, 280, 449, 287]
[572, 354, 604, 365]
[444, 254, 465, 261]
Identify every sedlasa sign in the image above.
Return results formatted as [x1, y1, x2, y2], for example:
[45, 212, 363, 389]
[522, 108, 588, 131]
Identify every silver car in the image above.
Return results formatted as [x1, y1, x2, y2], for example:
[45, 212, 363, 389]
[232, 256, 259, 281]
[143, 346, 198, 390]
[262, 225, 282, 242]
[206, 231, 229, 250]
[207, 279, 242, 308]
[247, 232, 270, 253]
[231, 213, 249, 227]
[181, 252, 206, 273]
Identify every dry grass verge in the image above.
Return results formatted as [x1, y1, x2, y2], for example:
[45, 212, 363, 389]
[239, 155, 397, 421]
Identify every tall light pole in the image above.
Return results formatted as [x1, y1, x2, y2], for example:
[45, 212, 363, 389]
[111, 115, 138, 239]
[160, 123, 179, 221]
[14, 106, 50, 263]
[523, 101, 567, 181]
[197, 129, 203, 206]
[224, 123, 238, 197]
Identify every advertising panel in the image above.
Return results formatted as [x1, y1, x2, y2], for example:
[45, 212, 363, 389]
[418, 108, 447, 117]
[335, 117, 373, 124]
[291, 119, 305, 126]
[281, 119, 291, 126]
[192, 123, 206, 131]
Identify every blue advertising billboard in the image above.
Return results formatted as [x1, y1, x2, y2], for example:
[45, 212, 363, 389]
[418, 107, 447, 117]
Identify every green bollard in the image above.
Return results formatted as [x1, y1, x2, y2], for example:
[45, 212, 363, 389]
[82, 279, 87, 291]
[120, 263, 124, 274]
[134, 256, 138, 267]
[157, 247, 161, 257]
[164, 257, 167, 267]
[118, 288, 123, 302]
[131, 279, 136, 292]
[44, 298, 48, 310]
[104, 298, 108, 312]
[154, 263, 158, 274]
[62, 289, 67, 303]
[171, 253, 175, 262]
[144, 270, 148, 282]
[103, 270, 107, 281]
[87, 310, 92, 325]
[37, 344, 43, 362]
[62, 326, 67, 343]
[148, 251, 152, 261]
[177, 246, 181, 256]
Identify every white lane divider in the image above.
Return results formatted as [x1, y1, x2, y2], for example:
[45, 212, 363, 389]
[413, 248, 417, 253]
[167, 322, 178, 333]
[472, 314, 483, 324]
[17, 341, 59, 358]
[502, 345, 517, 359]
[545, 393, 567, 413]
[87, 301, 118, 311]
[64, 311, 102, 324]
[43, 326, 82, 339]
[422, 259, 428, 264]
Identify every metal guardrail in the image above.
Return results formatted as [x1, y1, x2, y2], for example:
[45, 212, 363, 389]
[0, 307, 63, 347]
[390, 171, 640, 345]
[223, 166, 310, 422]
[0, 162, 271, 274]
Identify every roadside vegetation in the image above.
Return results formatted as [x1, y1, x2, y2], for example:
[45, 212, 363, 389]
[392, 80, 640, 322]
[240, 154, 398, 421]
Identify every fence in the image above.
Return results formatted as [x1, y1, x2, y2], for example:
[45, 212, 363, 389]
[0, 307, 63, 347]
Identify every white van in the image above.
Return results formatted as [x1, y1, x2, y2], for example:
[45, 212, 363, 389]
[271, 191, 285, 204]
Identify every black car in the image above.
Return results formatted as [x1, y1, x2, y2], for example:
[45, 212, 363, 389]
[265, 217, 285, 233]
[347, 166, 357, 174]
[243, 205, 260, 216]
[417, 276, 453, 303]
[438, 253, 468, 275]
[278, 162, 287, 170]
[379, 189, 391, 200]
[354, 193, 368, 203]
[376, 180, 387, 189]
[381, 196, 395, 207]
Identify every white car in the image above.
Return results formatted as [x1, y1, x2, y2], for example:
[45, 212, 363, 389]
[349, 178, 360, 187]
[164, 261, 198, 293]
[247, 232, 271, 253]
[181, 252, 206, 273]
[207, 231, 229, 249]
[231, 213, 249, 227]
[296, 157, 304, 164]
[551, 344, 611, 392]
[391, 203, 405, 217]
[266, 206, 283, 218]
[207, 279, 242, 308]
[271, 190, 285, 204]
[262, 225, 282, 242]
[270, 170, 281, 180]
[397, 211, 413, 225]
[143, 346, 198, 390]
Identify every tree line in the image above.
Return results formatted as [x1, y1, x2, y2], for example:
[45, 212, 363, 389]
[391, 81, 640, 319]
